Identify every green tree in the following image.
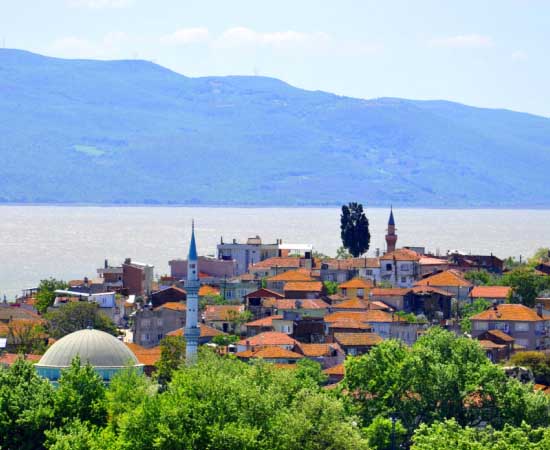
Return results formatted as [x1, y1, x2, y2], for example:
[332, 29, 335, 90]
[0, 358, 55, 450]
[344, 327, 550, 440]
[54, 356, 107, 426]
[36, 278, 68, 314]
[501, 267, 550, 307]
[294, 358, 327, 388]
[340, 202, 371, 257]
[459, 298, 491, 333]
[155, 335, 186, 387]
[45, 302, 118, 339]
[335, 246, 353, 259]
[528, 247, 550, 266]
[45, 420, 112, 450]
[106, 367, 153, 429]
[323, 280, 339, 295]
[364, 415, 407, 450]
[464, 270, 491, 285]
[226, 309, 253, 335]
[211, 334, 239, 347]
[412, 419, 550, 450]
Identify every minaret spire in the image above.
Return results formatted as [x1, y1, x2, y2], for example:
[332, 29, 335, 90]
[184, 220, 200, 363]
[385, 207, 397, 254]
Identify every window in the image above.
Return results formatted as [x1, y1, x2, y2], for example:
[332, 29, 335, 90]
[386, 264, 392, 271]
[515, 322, 529, 332]
[401, 277, 407, 283]
[366, 270, 373, 276]
[157, 318, 163, 327]
[516, 338, 529, 348]
[474, 321, 488, 331]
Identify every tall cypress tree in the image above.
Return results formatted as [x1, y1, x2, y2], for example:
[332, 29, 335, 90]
[340, 202, 371, 257]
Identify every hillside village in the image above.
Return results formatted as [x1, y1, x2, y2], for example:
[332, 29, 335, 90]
[2, 208, 550, 389]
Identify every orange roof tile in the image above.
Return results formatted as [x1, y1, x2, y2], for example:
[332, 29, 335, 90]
[471, 304, 544, 322]
[155, 302, 186, 311]
[251, 347, 304, 359]
[334, 332, 383, 346]
[250, 257, 301, 269]
[276, 299, 328, 310]
[470, 286, 512, 299]
[338, 278, 374, 289]
[323, 258, 380, 269]
[410, 286, 454, 296]
[238, 331, 297, 347]
[485, 329, 515, 342]
[415, 269, 472, 288]
[267, 269, 313, 282]
[235, 349, 256, 358]
[370, 288, 411, 296]
[333, 298, 369, 310]
[199, 285, 220, 297]
[284, 281, 323, 292]
[166, 324, 225, 338]
[380, 248, 420, 261]
[324, 310, 400, 323]
[328, 320, 373, 330]
[323, 363, 345, 375]
[477, 340, 506, 350]
[245, 288, 285, 299]
[125, 343, 161, 366]
[419, 256, 448, 265]
[245, 315, 283, 328]
[297, 343, 342, 357]
[204, 305, 244, 321]
[0, 353, 41, 365]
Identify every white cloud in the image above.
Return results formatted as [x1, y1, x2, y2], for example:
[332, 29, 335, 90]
[160, 28, 210, 46]
[429, 34, 494, 49]
[511, 50, 528, 62]
[214, 27, 331, 49]
[67, 0, 133, 8]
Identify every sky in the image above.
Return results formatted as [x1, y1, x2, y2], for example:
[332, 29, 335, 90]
[2, 0, 549, 117]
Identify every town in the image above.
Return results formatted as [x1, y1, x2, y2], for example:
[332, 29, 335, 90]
[2, 206, 550, 376]
[2, 206, 550, 449]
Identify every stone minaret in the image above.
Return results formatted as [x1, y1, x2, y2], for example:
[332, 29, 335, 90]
[385, 207, 397, 253]
[184, 221, 200, 364]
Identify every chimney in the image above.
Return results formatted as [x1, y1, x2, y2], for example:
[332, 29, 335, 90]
[104, 259, 108, 269]
[492, 301, 498, 311]
[124, 258, 131, 265]
[537, 303, 543, 317]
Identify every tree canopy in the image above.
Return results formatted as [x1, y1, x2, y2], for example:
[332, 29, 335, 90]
[45, 302, 118, 339]
[35, 278, 68, 314]
[340, 202, 371, 257]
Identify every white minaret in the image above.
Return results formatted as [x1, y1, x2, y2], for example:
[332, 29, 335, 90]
[184, 220, 200, 364]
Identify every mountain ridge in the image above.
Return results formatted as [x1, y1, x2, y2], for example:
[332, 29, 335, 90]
[1, 48, 550, 207]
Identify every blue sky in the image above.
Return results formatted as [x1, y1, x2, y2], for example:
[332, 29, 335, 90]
[2, 0, 549, 116]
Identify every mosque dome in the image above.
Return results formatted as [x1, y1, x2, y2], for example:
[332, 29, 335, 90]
[36, 328, 142, 382]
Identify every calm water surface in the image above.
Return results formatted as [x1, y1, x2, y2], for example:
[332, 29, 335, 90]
[1, 205, 549, 298]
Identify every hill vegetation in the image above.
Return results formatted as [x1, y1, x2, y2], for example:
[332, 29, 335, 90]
[1, 49, 550, 206]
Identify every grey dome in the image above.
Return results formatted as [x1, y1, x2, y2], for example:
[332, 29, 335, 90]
[37, 329, 139, 368]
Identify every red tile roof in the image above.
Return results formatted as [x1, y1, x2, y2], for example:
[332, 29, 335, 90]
[250, 347, 304, 360]
[267, 269, 313, 282]
[471, 304, 544, 322]
[238, 331, 297, 347]
[338, 278, 374, 289]
[0, 353, 41, 366]
[199, 285, 220, 297]
[323, 363, 345, 375]
[370, 288, 411, 296]
[284, 281, 323, 292]
[470, 286, 512, 299]
[204, 305, 244, 321]
[245, 288, 284, 299]
[245, 315, 283, 328]
[333, 298, 369, 310]
[166, 324, 225, 338]
[380, 248, 420, 261]
[125, 343, 161, 366]
[297, 342, 342, 357]
[250, 257, 301, 269]
[154, 302, 186, 311]
[328, 320, 373, 330]
[324, 310, 401, 323]
[415, 269, 472, 288]
[334, 332, 383, 346]
[276, 299, 329, 310]
[485, 329, 515, 342]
